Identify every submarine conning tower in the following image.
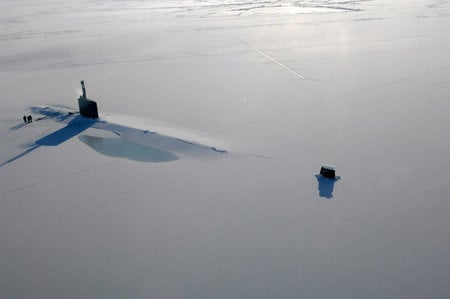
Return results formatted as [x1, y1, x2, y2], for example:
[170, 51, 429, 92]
[78, 80, 99, 119]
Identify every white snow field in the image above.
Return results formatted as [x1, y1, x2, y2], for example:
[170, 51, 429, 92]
[1, 0, 450, 298]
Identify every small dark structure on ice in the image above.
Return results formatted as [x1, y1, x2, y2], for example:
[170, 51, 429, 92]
[320, 165, 336, 179]
[78, 80, 99, 119]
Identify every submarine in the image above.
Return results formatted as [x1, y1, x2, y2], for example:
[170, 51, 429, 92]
[78, 80, 99, 119]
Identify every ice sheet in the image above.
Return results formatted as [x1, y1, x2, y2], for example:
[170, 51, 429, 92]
[1, 1, 450, 298]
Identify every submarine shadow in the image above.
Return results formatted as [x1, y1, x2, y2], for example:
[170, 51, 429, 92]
[36, 117, 94, 146]
[79, 135, 179, 163]
[0, 116, 94, 168]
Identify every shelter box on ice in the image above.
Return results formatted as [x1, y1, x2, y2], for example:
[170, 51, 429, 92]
[320, 165, 336, 179]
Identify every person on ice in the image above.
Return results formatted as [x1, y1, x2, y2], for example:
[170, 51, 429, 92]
[23, 115, 27, 123]
[27, 115, 32, 123]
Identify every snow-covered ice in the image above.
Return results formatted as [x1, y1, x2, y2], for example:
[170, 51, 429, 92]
[1, 0, 450, 298]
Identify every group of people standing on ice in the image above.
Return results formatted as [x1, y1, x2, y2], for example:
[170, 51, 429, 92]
[23, 115, 32, 123]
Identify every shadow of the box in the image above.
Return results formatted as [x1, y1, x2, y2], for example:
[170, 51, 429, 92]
[315, 174, 340, 199]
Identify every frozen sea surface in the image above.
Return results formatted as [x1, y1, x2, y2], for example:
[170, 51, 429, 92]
[1, 0, 450, 298]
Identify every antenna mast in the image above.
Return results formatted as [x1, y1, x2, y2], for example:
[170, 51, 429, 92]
[81, 80, 87, 99]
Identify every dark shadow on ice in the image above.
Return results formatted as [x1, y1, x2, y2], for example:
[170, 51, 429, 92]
[0, 145, 41, 168]
[315, 174, 340, 199]
[0, 116, 94, 168]
[35, 117, 94, 146]
[79, 135, 179, 163]
[30, 105, 75, 122]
